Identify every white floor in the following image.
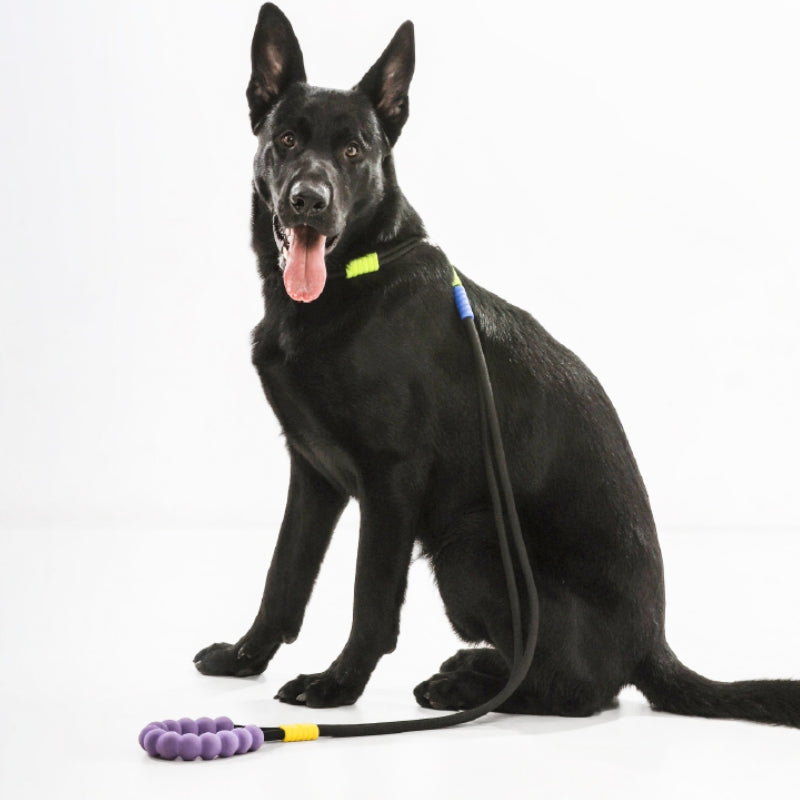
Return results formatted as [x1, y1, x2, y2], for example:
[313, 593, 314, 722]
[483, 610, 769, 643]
[2, 522, 800, 798]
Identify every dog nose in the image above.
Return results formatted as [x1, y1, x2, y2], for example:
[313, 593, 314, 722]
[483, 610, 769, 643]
[290, 181, 330, 214]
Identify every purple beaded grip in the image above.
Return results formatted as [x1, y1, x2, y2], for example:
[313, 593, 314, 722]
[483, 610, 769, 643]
[138, 716, 265, 760]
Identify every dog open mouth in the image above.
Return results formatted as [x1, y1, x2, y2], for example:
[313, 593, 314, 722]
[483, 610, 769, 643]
[273, 216, 340, 303]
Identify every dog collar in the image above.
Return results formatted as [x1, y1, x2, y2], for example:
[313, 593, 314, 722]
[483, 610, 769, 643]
[330, 236, 427, 280]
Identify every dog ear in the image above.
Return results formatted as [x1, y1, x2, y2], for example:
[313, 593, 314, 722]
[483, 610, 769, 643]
[355, 21, 415, 146]
[247, 4, 306, 133]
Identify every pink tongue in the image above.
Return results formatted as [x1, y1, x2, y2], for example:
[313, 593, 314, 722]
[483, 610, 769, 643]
[283, 226, 327, 302]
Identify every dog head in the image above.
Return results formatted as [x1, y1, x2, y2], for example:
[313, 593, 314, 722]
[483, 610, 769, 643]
[247, 3, 415, 302]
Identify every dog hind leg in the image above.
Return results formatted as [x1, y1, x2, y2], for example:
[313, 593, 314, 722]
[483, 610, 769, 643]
[414, 647, 614, 716]
[414, 648, 508, 710]
[421, 513, 621, 716]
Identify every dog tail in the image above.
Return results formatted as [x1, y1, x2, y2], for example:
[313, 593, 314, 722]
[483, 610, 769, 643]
[633, 642, 800, 728]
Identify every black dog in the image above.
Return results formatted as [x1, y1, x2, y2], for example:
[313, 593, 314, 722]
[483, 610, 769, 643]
[195, 3, 800, 725]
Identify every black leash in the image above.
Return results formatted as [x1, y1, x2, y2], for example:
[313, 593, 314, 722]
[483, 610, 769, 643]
[311, 272, 540, 740]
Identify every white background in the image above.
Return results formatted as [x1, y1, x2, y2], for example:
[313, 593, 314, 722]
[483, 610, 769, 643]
[1, 1, 800, 797]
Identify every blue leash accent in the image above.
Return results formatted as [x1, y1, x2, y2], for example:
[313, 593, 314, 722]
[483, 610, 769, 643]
[452, 268, 474, 320]
[453, 285, 474, 320]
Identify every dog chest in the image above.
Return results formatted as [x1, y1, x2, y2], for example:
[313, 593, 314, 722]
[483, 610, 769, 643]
[253, 322, 431, 497]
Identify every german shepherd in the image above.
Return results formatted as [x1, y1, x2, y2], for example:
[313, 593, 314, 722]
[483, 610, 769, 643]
[195, 3, 800, 725]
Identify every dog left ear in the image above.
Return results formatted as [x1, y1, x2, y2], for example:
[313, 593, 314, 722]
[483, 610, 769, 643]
[355, 21, 415, 146]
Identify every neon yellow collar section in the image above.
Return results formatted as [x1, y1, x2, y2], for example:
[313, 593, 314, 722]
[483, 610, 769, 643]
[345, 251, 380, 279]
[345, 253, 463, 291]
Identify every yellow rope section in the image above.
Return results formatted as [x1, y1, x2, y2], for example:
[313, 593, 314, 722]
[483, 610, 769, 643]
[280, 723, 320, 742]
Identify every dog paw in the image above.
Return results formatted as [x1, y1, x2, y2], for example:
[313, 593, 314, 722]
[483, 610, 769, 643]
[275, 671, 363, 708]
[414, 670, 502, 711]
[193, 640, 275, 677]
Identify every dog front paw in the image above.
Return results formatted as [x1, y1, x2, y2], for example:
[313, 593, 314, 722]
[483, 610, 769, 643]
[193, 640, 277, 677]
[275, 670, 365, 707]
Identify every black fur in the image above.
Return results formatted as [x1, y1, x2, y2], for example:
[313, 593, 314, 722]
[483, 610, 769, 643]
[194, 3, 800, 726]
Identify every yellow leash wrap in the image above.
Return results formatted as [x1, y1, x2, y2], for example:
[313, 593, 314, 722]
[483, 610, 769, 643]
[280, 723, 320, 743]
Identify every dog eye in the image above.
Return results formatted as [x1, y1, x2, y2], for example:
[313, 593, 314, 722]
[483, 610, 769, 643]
[344, 143, 360, 159]
[280, 132, 296, 148]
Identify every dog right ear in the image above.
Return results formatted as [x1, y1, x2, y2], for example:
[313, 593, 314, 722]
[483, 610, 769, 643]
[246, 4, 306, 134]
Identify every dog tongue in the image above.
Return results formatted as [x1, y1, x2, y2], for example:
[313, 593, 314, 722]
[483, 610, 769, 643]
[283, 226, 327, 302]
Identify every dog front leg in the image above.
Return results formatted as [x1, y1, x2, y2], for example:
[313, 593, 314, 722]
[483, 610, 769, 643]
[275, 487, 418, 707]
[194, 450, 348, 677]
